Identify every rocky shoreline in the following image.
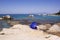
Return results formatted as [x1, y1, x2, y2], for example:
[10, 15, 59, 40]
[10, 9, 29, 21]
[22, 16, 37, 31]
[0, 15, 60, 40]
[0, 22, 60, 36]
[0, 24, 60, 40]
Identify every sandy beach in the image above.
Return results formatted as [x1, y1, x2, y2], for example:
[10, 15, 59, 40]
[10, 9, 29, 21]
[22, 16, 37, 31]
[0, 24, 60, 40]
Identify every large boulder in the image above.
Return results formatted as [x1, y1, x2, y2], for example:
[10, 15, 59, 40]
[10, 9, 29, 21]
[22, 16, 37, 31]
[44, 24, 52, 29]
[47, 24, 60, 33]
[2, 15, 13, 20]
[56, 23, 60, 26]
[37, 25, 47, 31]
[0, 18, 3, 20]
[37, 24, 52, 31]
[8, 21, 20, 26]
[0, 25, 3, 32]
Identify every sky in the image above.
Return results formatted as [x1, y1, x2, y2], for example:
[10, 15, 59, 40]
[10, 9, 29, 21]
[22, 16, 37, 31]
[0, 0, 60, 14]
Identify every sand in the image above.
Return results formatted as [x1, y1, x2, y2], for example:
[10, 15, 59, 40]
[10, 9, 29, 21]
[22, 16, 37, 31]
[0, 24, 60, 40]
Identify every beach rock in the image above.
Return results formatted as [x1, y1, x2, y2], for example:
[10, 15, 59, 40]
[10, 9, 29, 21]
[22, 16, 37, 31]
[0, 18, 3, 20]
[12, 24, 30, 31]
[37, 25, 48, 31]
[0, 28, 3, 32]
[0, 33, 5, 35]
[47, 24, 60, 33]
[2, 15, 13, 20]
[12, 24, 22, 29]
[0, 25, 3, 32]
[44, 24, 52, 29]
[6, 15, 11, 18]
[56, 23, 60, 26]
[8, 21, 20, 26]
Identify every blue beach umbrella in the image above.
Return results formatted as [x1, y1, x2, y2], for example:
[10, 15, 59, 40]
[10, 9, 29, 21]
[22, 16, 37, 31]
[30, 22, 37, 29]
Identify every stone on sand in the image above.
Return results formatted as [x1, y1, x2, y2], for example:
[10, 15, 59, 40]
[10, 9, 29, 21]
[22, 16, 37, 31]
[37, 24, 50, 31]
[47, 24, 60, 33]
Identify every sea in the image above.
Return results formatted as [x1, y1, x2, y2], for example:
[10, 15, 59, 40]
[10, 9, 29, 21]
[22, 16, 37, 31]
[0, 14, 60, 28]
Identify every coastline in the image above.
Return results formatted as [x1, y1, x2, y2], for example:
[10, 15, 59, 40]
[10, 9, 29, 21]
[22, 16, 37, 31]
[0, 15, 60, 40]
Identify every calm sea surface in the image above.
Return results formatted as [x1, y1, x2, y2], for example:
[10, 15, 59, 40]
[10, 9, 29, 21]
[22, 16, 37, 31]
[0, 14, 60, 28]
[0, 14, 60, 22]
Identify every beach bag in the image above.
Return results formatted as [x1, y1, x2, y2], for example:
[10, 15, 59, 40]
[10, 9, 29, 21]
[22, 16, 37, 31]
[30, 22, 37, 29]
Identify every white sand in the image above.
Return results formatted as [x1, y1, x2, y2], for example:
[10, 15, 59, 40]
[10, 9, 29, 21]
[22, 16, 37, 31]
[0, 24, 60, 40]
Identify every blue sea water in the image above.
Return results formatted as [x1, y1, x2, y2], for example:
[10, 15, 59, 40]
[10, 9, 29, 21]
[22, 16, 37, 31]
[0, 14, 60, 28]
[0, 14, 60, 23]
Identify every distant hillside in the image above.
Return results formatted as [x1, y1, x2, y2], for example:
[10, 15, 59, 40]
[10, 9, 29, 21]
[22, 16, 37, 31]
[55, 11, 60, 15]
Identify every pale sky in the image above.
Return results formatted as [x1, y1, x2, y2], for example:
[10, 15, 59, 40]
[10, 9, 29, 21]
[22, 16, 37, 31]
[0, 0, 60, 14]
